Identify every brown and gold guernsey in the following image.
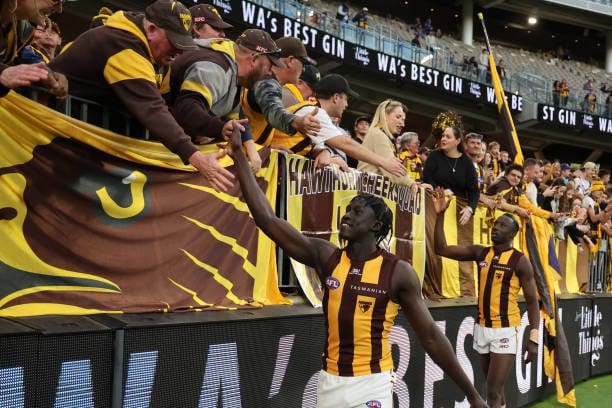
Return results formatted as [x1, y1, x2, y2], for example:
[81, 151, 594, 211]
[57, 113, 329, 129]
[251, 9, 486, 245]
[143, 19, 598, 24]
[240, 88, 273, 146]
[271, 99, 317, 155]
[398, 151, 422, 182]
[270, 83, 310, 154]
[476, 247, 523, 328]
[491, 158, 500, 176]
[322, 248, 400, 377]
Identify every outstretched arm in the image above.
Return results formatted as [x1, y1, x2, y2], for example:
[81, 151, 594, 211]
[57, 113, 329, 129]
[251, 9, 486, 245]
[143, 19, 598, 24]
[325, 135, 407, 178]
[433, 188, 483, 260]
[227, 123, 335, 273]
[391, 261, 487, 408]
[516, 255, 540, 361]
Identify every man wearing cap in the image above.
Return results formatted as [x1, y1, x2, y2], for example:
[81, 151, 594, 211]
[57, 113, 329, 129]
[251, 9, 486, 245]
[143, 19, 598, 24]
[352, 7, 369, 29]
[50, 0, 235, 191]
[574, 161, 597, 197]
[189, 4, 233, 39]
[167, 28, 283, 172]
[264, 38, 321, 155]
[296, 74, 406, 177]
[241, 36, 321, 149]
[352, 116, 369, 144]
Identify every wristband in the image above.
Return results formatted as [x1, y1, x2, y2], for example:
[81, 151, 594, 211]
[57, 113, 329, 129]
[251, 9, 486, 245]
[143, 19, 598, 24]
[529, 328, 539, 344]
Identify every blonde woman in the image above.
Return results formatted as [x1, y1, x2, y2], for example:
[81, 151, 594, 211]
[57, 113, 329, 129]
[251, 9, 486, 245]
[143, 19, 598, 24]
[358, 99, 426, 191]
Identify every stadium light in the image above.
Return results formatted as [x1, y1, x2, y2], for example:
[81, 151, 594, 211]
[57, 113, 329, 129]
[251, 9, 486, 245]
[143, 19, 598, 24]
[528, 17, 537, 25]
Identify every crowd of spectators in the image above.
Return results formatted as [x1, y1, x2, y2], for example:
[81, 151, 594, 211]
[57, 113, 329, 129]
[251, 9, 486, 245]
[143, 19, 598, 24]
[2, 0, 611, 292]
[550, 77, 612, 116]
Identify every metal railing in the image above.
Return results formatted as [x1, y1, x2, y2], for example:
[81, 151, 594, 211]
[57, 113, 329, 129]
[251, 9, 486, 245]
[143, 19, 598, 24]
[590, 235, 611, 292]
[19, 88, 612, 293]
[254, 0, 611, 116]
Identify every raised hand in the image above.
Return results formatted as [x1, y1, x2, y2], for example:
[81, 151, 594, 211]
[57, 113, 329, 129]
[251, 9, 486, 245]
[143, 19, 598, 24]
[41, 70, 68, 98]
[432, 187, 450, 214]
[381, 156, 407, 177]
[292, 107, 321, 136]
[222, 118, 248, 140]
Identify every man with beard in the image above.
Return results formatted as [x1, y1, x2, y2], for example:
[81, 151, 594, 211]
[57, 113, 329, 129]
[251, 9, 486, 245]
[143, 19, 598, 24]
[522, 158, 543, 206]
[167, 29, 283, 172]
[241, 36, 321, 150]
[434, 187, 540, 408]
[226, 125, 487, 408]
[464, 132, 496, 208]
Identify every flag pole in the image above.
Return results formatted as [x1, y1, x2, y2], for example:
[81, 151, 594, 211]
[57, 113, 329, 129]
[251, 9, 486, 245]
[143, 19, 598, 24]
[476, 12, 524, 164]
[477, 13, 493, 54]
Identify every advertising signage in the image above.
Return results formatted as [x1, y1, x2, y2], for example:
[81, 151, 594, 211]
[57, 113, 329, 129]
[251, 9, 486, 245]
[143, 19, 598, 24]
[217, 0, 523, 112]
[538, 104, 612, 136]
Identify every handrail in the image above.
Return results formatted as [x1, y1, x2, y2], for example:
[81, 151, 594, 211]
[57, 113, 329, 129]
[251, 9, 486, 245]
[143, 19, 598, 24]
[255, 0, 611, 117]
[10, 87, 610, 294]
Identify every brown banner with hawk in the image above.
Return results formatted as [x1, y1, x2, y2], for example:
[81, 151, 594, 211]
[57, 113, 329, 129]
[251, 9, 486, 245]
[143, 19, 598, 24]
[0, 92, 287, 316]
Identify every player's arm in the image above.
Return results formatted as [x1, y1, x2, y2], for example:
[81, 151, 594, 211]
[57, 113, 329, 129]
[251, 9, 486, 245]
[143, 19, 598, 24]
[227, 123, 335, 275]
[432, 187, 484, 260]
[516, 255, 540, 361]
[391, 261, 487, 408]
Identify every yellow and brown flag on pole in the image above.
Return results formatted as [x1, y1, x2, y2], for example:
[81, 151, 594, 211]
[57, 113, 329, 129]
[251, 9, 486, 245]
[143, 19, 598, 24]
[485, 40, 524, 165]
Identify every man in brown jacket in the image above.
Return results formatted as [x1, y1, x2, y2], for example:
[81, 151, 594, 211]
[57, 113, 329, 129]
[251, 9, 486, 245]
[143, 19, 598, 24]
[50, 0, 234, 191]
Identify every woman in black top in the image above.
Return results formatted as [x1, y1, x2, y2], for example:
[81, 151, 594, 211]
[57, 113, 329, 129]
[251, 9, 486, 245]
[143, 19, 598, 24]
[423, 119, 479, 225]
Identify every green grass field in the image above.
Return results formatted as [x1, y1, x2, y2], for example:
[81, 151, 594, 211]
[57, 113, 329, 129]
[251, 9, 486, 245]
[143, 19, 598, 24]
[525, 374, 612, 407]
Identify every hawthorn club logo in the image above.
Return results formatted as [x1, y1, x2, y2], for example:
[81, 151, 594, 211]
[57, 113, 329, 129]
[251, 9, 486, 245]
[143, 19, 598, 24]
[359, 300, 372, 313]
[180, 13, 192, 32]
[211, 7, 222, 18]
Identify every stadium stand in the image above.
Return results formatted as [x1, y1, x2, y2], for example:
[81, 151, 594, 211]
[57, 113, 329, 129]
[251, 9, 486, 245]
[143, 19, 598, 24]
[283, 0, 612, 115]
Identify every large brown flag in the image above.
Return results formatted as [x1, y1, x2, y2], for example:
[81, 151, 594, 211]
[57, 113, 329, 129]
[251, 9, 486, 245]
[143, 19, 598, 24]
[0, 92, 287, 316]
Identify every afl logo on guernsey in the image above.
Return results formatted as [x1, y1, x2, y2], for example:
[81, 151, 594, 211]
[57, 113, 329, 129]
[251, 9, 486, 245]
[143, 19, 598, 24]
[478, 261, 488, 268]
[366, 401, 382, 408]
[325, 276, 341, 290]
